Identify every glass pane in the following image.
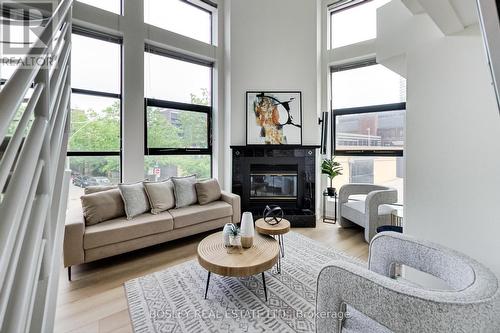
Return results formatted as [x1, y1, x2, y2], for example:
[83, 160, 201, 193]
[330, 0, 391, 49]
[331, 156, 404, 204]
[144, 155, 211, 181]
[69, 94, 120, 152]
[147, 107, 208, 149]
[72, 34, 121, 94]
[335, 110, 405, 152]
[68, 156, 121, 200]
[145, 52, 211, 106]
[144, 0, 212, 44]
[77, 0, 121, 14]
[332, 64, 406, 109]
[250, 175, 298, 198]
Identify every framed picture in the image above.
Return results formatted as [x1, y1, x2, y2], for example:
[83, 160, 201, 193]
[246, 91, 302, 145]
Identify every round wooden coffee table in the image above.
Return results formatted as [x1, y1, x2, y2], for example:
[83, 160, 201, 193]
[197, 231, 279, 301]
[255, 218, 290, 273]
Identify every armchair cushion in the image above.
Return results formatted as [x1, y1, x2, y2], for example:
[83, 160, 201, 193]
[342, 201, 394, 227]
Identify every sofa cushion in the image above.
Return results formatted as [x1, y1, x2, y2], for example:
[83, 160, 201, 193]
[342, 201, 394, 227]
[84, 211, 174, 249]
[169, 201, 232, 229]
[80, 189, 125, 226]
[144, 179, 175, 214]
[118, 182, 151, 220]
[195, 178, 222, 205]
[85, 185, 117, 195]
[171, 175, 198, 208]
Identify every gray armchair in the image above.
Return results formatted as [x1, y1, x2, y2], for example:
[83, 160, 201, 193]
[316, 232, 500, 333]
[338, 184, 398, 243]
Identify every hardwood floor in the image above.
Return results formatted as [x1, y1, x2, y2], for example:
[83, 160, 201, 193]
[55, 221, 367, 333]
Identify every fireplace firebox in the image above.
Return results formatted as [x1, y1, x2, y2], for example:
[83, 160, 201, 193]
[250, 165, 298, 200]
[231, 145, 319, 228]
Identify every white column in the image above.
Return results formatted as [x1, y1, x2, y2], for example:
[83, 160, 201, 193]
[121, 0, 145, 182]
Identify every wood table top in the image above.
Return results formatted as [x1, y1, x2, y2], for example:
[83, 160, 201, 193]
[255, 218, 291, 235]
[197, 231, 279, 277]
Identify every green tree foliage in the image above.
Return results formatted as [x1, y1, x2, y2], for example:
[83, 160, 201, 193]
[70, 89, 211, 181]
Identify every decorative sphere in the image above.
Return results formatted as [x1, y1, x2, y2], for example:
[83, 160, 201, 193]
[263, 205, 283, 225]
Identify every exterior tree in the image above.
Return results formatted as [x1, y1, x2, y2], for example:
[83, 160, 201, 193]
[69, 88, 212, 183]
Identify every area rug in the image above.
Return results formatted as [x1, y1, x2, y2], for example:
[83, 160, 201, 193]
[124, 232, 363, 333]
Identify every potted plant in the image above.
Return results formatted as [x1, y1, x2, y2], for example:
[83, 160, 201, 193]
[321, 157, 343, 196]
[228, 224, 241, 248]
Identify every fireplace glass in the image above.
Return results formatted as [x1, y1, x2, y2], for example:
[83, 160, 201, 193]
[250, 173, 298, 199]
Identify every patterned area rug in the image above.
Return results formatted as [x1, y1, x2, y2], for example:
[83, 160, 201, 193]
[124, 232, 362, 333]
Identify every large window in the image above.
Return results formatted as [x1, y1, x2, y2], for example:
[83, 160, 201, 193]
[330, 0, 391, 49]
[68, 30, 122, 200]
[144, 47, 212, 181]
[332, 156, 405, 204]
[144, 0, 213, 44]
[332, 60, 406, 156]
[331, 60, 406, 203]
[76, 0, 121, 15]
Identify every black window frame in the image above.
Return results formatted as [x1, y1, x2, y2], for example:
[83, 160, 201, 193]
[144, 45, 213, 175]
[67, 27, 123, 180]
[331, 59, 406, 157]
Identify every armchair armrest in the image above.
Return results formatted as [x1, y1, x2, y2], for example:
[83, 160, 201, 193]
[63, 206, 85, 267]
[364, 188, 397, 241]
[369, 232, 477, 288]
[221, 191, 241, 223]
[316, 260, 500, 333]
[338, 184, 390, 206]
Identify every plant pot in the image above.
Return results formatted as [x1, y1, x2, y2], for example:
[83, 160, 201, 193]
[327, 187, 336, 196]
[229, 235, 241, 247]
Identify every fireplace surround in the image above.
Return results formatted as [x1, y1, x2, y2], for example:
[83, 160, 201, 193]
[231, 145, 319, 227]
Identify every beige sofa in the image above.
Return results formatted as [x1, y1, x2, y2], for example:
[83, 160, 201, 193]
[64, 191, 240, 280]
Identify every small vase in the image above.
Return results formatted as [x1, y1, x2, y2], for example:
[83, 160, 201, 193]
[222, 223, 233, 247]
[240, 212, 254, 249]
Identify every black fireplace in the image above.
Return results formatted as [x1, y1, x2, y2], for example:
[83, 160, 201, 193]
[231, 145, 319, 227]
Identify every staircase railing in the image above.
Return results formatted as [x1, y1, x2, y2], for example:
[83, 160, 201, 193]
[0, 0, 73, 331]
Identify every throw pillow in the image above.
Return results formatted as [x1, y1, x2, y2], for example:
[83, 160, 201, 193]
[118, 182, 151, 220]
[195, 178, 222, 205]
[85, 185, 117, 195]
[80, 189, 125, 226]
[144, 179, 175, 214]
[171, 175, 198, 208]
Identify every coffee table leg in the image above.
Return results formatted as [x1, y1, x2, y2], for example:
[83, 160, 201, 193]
[204, 271, 211, 299]
[262, 272, 268, 302]
[280, 234, 285, 258]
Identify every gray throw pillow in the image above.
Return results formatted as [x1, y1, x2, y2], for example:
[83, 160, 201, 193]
[144, 179, 175, 214]
[80, 189, 125, 226]
[171, 175, 198, 208]
[195, 178, 222, 205]
[118, 182, 151, 220]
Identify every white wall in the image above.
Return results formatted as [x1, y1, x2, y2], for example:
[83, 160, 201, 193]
[405, 25, 500, 277]
[224, 0, 321, 212]
[227, 0, 320, 146]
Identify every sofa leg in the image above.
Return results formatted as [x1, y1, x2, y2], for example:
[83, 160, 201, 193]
[68, 266, 71, 281]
